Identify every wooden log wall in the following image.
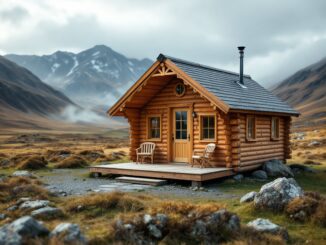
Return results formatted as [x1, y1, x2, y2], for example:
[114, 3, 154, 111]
[236, 113, 290, 167]
[284, 117, 292, 161]
[124, 108, 141, 162]
[125, 77, 229, 166]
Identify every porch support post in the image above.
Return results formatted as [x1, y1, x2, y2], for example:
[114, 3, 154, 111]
[191, 181, 202, 188]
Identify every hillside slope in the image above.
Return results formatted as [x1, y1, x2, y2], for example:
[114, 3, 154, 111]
[5, 45, 152, 107]
[272, 57, 326, 126]
[0, 56, 74, 115]
[0, 56, 78, 129]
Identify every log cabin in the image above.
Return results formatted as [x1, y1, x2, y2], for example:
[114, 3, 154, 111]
[92, 47, 299, 184]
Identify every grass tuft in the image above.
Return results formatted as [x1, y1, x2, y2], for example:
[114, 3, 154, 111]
[65, 192, 145, 215]
[17, 156, 48, 170]
[55, 156, 88, 168]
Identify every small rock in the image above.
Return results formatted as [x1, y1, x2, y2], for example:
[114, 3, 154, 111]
[233, 174, 244, 181]
[308, 141, 320, 147]
[289, 164, 316, 174]
[148, 224, 162, 239]
[191, 220, 207, 237]
[0, 214, 6, 220]
[7, 205, 18, 211]
[143, 214, 152, 224]
[254, 177, 303, 211]
[227, 214, 241, 231]
[240, 191, 257, 203]
[251, 170, 268, 180]
[155, 213, 168, 228]
[247, 218, 289, 240]
[31, 207, 64, 219]
[0, 226, 22, 245]
[19, 200, 49, 210]
[262, 159, 294, 177]
[12, 171, 34, 178]
[50, 223, 86, 245]
[16, 197, 31, 205]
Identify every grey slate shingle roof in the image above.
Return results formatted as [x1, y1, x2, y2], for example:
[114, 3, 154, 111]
[159, 54, 299, 116]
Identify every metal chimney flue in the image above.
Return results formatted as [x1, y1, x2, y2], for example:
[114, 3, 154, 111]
[238, 46, 245, 85]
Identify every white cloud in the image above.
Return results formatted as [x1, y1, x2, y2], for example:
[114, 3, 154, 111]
[0, 0, 326, 86]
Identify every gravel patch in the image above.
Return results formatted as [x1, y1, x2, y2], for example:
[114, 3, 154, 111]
[40, 169, 238, 199]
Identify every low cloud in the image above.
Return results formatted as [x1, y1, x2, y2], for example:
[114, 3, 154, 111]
[55, 105, 125, 128]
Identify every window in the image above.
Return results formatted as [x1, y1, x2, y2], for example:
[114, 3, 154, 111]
[271, 117, 280, 140]
[246, 116, 256, 141]
[175, 111, 188, 139]
[147, 116, 161, 140]
[175, 83, 186, 97]
[200, 115, 216, 140]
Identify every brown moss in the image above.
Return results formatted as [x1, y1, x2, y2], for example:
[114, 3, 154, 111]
[286, 192, 326, 227]
[17, 156, 48, 170]
[55, 155, 88, 168]
[312, 199, 326, 227]
[65, 192, 145, 214]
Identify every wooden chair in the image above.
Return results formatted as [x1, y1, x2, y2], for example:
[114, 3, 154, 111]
[136, 142, 156, 164]
[191, 143, 216, 168]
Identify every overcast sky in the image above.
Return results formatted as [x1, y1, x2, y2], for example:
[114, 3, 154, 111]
[0, 0, 326, 86]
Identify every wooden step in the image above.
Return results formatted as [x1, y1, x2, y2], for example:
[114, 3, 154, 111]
[115, 176, 167, 186]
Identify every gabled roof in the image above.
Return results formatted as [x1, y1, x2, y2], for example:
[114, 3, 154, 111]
[108, 54, 299, 116]
[159, 54, 299, 116]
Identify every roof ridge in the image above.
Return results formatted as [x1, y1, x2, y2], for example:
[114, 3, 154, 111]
[157, 53, 251, 79]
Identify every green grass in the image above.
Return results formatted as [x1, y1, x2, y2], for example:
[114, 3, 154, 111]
[224, 199, 326, 244]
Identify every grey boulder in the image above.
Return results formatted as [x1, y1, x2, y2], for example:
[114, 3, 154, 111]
[262, 159, 294, 177]
[251, 170, 268, 180]
[50, 223, 86, 244]
[254, 177, 303, 211]
[31, 207, 64, 219]
[247, 218, 289, 240]
[240, 191, 257, 203]
[233, 174, 244, 181]
[19, 200, 49, 210]
[0, 216, 49, 245]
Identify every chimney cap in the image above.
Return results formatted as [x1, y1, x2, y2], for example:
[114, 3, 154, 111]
[238, 46, 245, 51]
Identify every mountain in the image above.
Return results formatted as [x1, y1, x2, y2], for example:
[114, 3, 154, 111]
[272, 57, 326, 126]
[5, 45, 153, 107]
[0, 55, 74, 115]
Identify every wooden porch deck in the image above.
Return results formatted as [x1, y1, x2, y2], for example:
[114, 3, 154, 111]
[89, 163, 234, 183]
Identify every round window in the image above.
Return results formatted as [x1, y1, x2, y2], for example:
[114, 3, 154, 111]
[175, 83, 186, 97]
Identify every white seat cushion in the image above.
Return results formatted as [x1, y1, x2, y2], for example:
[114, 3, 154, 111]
[192, 155, 201, 159]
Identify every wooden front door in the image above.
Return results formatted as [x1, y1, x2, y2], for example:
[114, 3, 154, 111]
[172, 109, 190, 162]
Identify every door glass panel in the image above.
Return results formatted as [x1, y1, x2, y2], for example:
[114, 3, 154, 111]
[175, 111, 187, 140]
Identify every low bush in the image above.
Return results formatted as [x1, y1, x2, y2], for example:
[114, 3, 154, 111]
[55, 156, 88, 168]
[285, 192, 326, 227]
[77, 150, 105, 162]
[0, 176, 49, 203]
[303, 160, 321, 165]
[17, 156, 48, 169]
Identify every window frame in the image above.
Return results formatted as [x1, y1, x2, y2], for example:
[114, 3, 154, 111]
[246, 115, 257, 142]
[146, 114, 162, 142]
[271, 117, 280, 140]
[199, 113, 217, 142]
[174, 82, 186, 97]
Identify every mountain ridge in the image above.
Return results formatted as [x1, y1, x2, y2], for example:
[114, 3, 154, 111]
[272, 56, 326, 126]
[5, 45, 153, 107]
